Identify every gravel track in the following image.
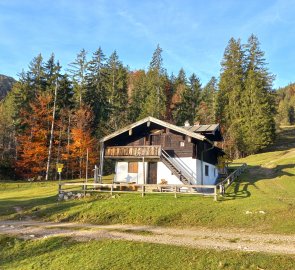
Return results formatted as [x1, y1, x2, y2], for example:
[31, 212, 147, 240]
[1, 220, 295, 255]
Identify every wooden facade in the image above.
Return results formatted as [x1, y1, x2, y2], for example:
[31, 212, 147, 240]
[105, 145, 161, 158]
[104, 127, 218, 164]
[105, 129, 196, 158]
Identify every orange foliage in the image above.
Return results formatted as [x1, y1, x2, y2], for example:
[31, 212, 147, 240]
[63, 106, 97, 179]
[16, 94, 52, 178]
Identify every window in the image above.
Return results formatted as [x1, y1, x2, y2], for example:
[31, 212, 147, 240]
[205, 165, 209, 176]
[180, 141, 185, 147]
[128, 162, 138, 173]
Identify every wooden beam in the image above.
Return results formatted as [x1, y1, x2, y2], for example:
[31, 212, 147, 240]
[129, 129, 132, 136]
[147, 121, 150, 127]
[142, 157, 145, 197]
[99, 142, 104, 183]
[187, 136, 191, 143]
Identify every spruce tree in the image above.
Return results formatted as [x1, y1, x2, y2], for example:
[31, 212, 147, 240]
[241, 35, 276, 154]
[85, 47, 108, 136]
[28, 54, 46, 96]
[200, 76, 217, 123]
[68, 49, 88, 107]
[104, 51, 128, 131]
[140, 45, 167, 119]
[128, 70, 148, 122]
[172, 70, 201, 125]
[217, 38, 245, 157]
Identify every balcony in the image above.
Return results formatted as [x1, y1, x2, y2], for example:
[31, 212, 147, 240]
[105, 145, 161, 158]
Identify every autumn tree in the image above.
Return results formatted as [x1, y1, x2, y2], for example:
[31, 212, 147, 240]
[16, 94, 53, 179]
[63, 106, 97, 179]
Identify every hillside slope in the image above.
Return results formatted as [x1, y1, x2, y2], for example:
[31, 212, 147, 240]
[0, 74, 16, 100]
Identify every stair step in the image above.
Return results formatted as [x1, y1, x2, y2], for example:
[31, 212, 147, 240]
[160, 154, 192, 185]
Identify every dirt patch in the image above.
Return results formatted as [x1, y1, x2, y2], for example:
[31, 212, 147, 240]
[12, 206, 33, 221]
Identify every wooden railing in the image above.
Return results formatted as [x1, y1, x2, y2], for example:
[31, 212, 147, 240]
[57, 163, 247, 202]
[217, 163, 247, 195]
[105, 145, 161, 158]
[58, 182, 218, 200]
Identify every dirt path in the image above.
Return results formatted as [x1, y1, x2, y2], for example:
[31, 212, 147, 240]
[1, 220, 295, 255]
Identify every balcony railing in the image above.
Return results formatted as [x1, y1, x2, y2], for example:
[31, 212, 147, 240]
[105, 145, 161, 158]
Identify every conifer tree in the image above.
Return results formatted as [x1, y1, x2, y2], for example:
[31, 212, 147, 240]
[128, 70, 148, 122]
[104, 51, 128, 131]
[68, 49, 88, 107]
[27, 54, 46, 96]
[196, 77, 218, 124]
[241, 35, 276, 154]
[217, 38, 245, 157]
[0, 93, 16, 174]
[140, 45, 167, 119]
[85, 47, 108, 136]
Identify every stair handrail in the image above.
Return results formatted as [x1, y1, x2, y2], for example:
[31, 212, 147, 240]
[161, 149, 196, 184]
[172, 154, 197, 180]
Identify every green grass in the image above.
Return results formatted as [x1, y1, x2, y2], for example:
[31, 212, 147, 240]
[0, 235, 295, 270]
[1, 127, 295, 233]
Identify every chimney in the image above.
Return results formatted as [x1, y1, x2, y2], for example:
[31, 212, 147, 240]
[184, 120, 190, 127]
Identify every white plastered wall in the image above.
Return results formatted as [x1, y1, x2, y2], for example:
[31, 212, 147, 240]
[115, 161, 147, 184]
[196, 159, 218, 185]
[156, 161, 182, 184]
[115, 158, 218, 185]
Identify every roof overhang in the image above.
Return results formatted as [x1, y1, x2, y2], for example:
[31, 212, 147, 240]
[100, 116, 213, 144]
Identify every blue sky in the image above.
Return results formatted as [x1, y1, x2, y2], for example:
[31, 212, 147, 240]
[0, 0, 294, 88]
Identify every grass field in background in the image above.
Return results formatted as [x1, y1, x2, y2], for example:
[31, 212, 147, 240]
[1, 235, 295, 270]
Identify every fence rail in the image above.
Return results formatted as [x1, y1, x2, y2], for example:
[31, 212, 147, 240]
[58, 163, 247, 201]
[218, 163, 247, 195]
[58, 182, 218, 200]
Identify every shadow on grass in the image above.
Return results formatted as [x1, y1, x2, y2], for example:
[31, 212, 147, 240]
[0, 195, 81, 220]
[222, 163, 295, 201]
[262, 126, 295, 152]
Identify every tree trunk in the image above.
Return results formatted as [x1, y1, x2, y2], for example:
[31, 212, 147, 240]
[45, 81, 58, 181]
[66, 113, 71, 179]
[54, 119, 63, 180]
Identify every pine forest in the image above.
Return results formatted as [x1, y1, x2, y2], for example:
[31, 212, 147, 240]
[0, 35, 279, 180]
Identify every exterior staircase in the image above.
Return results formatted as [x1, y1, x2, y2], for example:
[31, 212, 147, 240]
[160, 149, 196, 185]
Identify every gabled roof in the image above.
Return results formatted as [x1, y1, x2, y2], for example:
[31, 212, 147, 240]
[100, 116, 213, 144]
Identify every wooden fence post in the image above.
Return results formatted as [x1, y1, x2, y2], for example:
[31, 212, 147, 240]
[83, 184, 86, 197]
[58, 183, 62, 201]
[214, 186, 217, 201]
